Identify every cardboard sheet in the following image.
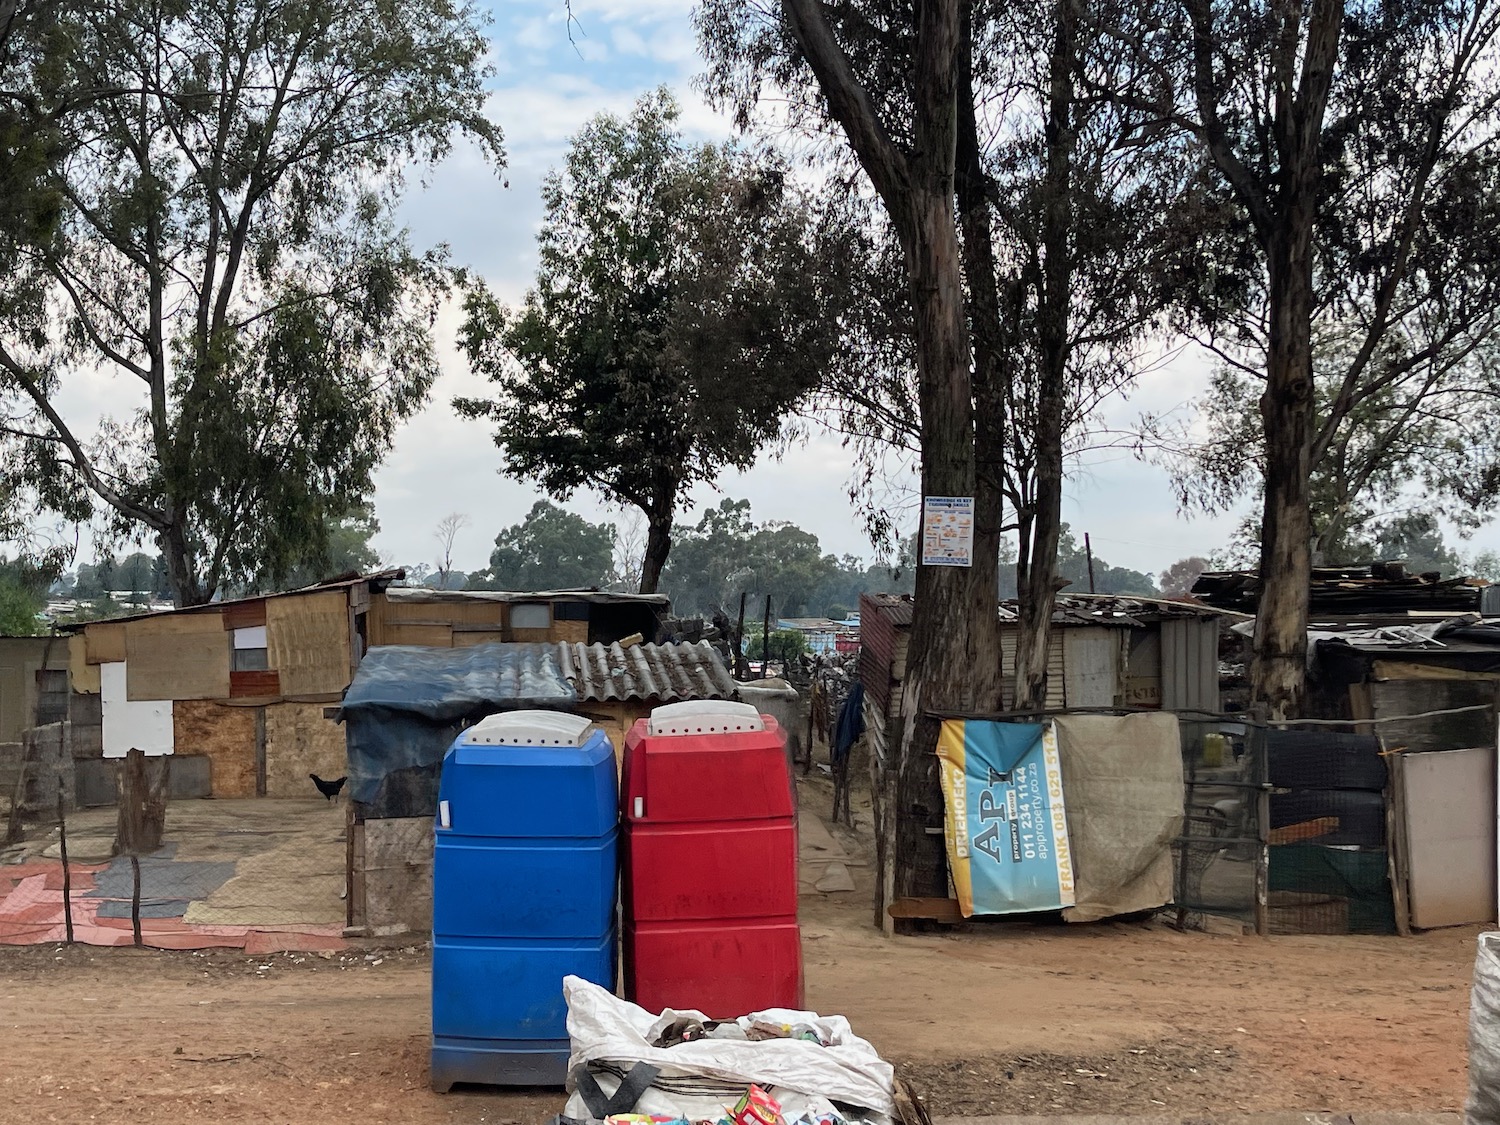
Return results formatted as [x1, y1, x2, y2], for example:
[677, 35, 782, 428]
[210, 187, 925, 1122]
[125, 612, 231, 701]
[267, 590, 351, 696]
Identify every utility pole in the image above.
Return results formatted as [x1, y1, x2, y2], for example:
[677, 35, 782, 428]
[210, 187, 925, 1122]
[1084, 533, 1097, 594]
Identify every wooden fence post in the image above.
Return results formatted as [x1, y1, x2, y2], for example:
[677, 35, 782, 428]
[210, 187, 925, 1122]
[115, 748, 170, 947]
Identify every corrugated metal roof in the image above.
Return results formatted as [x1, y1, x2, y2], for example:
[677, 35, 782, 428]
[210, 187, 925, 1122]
[862, 593, 914, 626]
[386, 587, 670, 607]
[560, 640, 736, 702]
[63, 568, 408, 632]
[861, 591, 1227, 634]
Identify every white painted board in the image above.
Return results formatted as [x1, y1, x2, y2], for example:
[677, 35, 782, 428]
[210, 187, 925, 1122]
[101, 661, 174, 758]
[1401, 746, 1496, 929]
[232, 625, 268, 649]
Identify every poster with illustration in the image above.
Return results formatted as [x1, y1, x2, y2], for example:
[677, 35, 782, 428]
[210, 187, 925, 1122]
[936, 719, 1075, 916]
[920, 496, 974, 567]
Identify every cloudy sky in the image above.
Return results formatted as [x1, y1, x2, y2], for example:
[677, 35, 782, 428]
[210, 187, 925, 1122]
[70, 0, 1483, 581]
[365, 0, 1257, 580]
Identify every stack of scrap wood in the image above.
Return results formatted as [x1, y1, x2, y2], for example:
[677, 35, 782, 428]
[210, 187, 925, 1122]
[1193, 563, 1484, 616]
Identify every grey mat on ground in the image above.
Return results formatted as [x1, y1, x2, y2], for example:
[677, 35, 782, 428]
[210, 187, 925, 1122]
[85, 855, 236, 902]
[95, 898, 192, 919]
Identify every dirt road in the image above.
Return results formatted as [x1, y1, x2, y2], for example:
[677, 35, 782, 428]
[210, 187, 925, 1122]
[0, 890, 1476, 1124]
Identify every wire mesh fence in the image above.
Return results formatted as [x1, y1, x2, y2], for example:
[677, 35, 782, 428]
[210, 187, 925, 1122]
[1172, 714, 1410, 936]
[1174, 717, 1266, 932]
[2, 752, 349, 950]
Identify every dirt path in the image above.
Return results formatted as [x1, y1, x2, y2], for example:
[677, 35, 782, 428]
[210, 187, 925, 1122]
[0, 901, 1475, 1124]
[0, 775, 1478, 1122]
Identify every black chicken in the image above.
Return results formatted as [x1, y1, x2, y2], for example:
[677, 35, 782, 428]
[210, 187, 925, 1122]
[310, 773, 347, 801]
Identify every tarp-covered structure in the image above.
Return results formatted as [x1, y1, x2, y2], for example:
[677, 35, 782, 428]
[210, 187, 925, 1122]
[338, 641, 736, 819]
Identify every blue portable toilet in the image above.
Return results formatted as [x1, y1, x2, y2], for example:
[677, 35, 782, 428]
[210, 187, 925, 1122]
[430, 710, 618, 1091]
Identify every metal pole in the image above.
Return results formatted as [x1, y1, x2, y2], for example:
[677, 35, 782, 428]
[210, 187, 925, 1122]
[762, 595, 772, 675]
[1085, 533, 1097, 594]
[735, 592, 748, 679]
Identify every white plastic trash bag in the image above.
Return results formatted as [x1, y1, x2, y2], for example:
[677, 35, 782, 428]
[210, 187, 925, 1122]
[562, 976, 895, 1124]
[1470, 932, 1500, 1125]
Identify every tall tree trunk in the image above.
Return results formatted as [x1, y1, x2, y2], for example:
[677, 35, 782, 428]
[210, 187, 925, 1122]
[1013, 0, 1077, 712]
[895, 186, 993, 903]
[159, 519, 207, 607]
[957, 3, 1007, 720]
[1253, 227, 1317, 717]
[783, 0, 1003, 916]
[1244, 0, 1343, 718]
[638, 510, 673, 595]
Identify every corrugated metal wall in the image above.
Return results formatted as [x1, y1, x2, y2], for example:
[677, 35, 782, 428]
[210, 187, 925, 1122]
[859, 594, 899, 711]
[1000, 629, 1068, 710]
[1160, 618, 1221, 713]
[1062, 628, 1124, 708]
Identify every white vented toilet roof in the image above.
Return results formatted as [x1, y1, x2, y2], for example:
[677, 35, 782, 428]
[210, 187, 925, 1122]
[647, 700, 765, 737]
[465, 710, 594, 746]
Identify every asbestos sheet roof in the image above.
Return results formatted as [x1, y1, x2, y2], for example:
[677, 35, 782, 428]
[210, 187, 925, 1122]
[560, 640, 737, 703]
[339, 640, 735, 721]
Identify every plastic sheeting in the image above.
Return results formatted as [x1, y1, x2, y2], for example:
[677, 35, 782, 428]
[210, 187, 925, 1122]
[1053, 712, 1184, 924]
[562, 976, 894, 1124]
[340, 644, 576, 721]
[1470, 932, 1500, 1125]
[339, 644, 576, 814]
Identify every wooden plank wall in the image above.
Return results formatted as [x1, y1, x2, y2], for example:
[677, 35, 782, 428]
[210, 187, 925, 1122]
[69, 634, 101, 694]
[368, 592, 505, 647]
[264, 701, 347, 797]
[85, 621, 127, 665]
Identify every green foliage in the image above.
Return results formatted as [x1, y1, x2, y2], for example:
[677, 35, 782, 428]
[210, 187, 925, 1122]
[663, 498, 915, 618]
[456, 88, 853, 589]
[742, 627, 809, 664]
[0, 556, 56, 635]
[1135, 1, 1500, 579]
[1159, 557, 1211, 599]
[1328, 513, 1463, 577]
[0, 0, 503, 604]
[1053, 526, 1158, 597]
[276, 503, 384, 590]
[1158, 339, 1500, 565]
[467, 501, 615, 592]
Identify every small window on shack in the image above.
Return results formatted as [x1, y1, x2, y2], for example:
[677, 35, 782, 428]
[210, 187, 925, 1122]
[231, 625, 269, 671]
[510, 603, 551, 631]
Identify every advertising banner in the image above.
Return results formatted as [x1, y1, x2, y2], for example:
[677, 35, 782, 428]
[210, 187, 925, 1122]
[936, 719, 1075, 916]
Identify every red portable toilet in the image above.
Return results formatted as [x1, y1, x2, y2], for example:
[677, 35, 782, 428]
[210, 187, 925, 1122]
[621, 700, 802, 1017]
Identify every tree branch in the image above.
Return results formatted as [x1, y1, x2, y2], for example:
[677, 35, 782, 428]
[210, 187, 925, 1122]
[781, 0, 911, 220]
[0, 345, 167, 530]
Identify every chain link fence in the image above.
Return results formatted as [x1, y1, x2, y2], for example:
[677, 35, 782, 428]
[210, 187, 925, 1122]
[3, 749, 349, 950]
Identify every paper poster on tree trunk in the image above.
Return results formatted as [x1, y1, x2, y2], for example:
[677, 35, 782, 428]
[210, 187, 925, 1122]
[936, 719, 1075, 917]
[920, 496, 974, 567]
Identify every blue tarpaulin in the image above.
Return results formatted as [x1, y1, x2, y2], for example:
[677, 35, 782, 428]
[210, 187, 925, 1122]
[339, 644, 578, 815]
[339, 644, 577, 720]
